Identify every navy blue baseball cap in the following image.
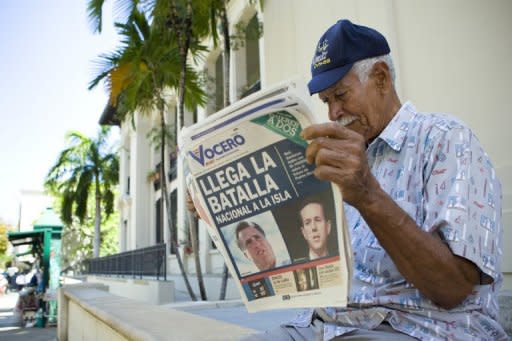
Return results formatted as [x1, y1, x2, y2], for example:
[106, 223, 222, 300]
[308, 19, 390, 95]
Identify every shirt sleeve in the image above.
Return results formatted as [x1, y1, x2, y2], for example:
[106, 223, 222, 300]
[422, 124, 502, 282]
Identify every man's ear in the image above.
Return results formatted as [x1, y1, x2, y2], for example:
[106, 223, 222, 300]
[371, 61, 391, 93]
[301, 227, 306, 239]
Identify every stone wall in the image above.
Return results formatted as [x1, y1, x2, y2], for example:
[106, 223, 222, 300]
[58, 283, 257, 340]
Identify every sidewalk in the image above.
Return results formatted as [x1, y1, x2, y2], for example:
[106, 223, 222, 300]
[0, 292, 56, 340]
[166, 290, 301, 332]
[172, 302, 300, 332]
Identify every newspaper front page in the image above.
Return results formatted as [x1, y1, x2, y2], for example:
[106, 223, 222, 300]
[180, 79, 352, 312]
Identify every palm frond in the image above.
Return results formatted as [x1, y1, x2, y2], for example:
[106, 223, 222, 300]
[61, 190, 75, 225]
[209, 2, 219, 47]
[74, 168, 94, 223]
[87, 0, 105, 33]
[112, 0, 138, 26]
[103, 189, 115, 217]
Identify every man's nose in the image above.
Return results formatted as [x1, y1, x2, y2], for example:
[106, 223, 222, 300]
[252, 238, 263, 248]
[328, 102, 343, 121]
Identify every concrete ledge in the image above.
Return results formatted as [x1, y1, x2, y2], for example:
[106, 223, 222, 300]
[163, 299, 245, 311]
[58, 284, 257, 341]
[87, 275, 174, 305]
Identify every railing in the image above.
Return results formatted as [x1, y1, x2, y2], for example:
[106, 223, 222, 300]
[83, 243, 167, 280]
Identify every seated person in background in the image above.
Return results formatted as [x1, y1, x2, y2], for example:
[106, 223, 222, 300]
[28, 270, 38, 288]
[0, 273, 7, 295]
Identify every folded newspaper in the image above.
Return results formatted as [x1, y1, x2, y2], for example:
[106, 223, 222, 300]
[179, 79, 352, 312]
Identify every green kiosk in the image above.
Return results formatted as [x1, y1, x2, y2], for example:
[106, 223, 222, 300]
[8, 207, 63, 326]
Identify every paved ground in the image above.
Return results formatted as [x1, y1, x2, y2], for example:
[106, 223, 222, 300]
[1, 287, 297, 340]
[0, 292, 56, 341]
[178, 305, 300, 332]
[166, 284, 301, 332]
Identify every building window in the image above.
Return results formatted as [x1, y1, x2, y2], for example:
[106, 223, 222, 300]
[189, 216, 199, 252]
[169, 153, 177, 182]
[245, 15, 260, 91]
[123, 219, 128, 251]
[152, 163, 161, 191]
[215, 53, 225, 111]
[170, 190, 177, 254]
[156, 198, 163, 244]
[239, 14, 261, 99]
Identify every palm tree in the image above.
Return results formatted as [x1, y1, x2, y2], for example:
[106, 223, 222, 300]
[45, 127, 119, 258]
[205, 0, 232, 300]
[88, 0, 232, 301]
[145, 0, 215, 301]
[88, 7, 206, 300]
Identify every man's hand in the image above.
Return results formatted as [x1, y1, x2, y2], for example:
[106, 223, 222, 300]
[301, 122, 380, 208]
[301, 122, 479, 309]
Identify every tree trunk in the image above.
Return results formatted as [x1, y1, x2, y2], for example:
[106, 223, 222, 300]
[221, 1, 231, 109]
[94, 183, 101, 258]
[177, 0, 192, 129]
[219, 0, 231, 301]
[175, 0, 207, 301]
[156, 94, 197, 301]
[189, 212, 207, 300]
[219, 264, 230, 300]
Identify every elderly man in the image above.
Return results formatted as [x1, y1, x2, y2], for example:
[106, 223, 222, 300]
[245, 19, 506, 340]
[236, 221, 278, 272]
[298, 198, 332, 260]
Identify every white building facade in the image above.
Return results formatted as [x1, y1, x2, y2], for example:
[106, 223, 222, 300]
[17, 189, 53, 232]
[113, 0, 512, 290]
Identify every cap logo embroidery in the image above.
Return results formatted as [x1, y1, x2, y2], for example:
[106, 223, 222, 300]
[317, 39, 329, 53]
[313, 39, 330, 69]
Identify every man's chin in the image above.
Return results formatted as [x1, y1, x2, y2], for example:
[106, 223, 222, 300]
[311, 243, 323, 251]
[311, 247, 326, 255]
[258, 259, 275, 270]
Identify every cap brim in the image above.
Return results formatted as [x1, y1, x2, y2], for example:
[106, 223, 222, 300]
[307, 63, 354, 95]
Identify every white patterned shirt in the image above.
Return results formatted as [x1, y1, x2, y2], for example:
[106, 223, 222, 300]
[287, 102, 507, 340]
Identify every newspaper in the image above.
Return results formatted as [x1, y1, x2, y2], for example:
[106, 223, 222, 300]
[179, 79, 352, 312]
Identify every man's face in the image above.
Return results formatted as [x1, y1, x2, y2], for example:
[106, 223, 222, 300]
[300, 203, 331, 256]
[318, 68, 388, 142]
[238, 226, 276, 271]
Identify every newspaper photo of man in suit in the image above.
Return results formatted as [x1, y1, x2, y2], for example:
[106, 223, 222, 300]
[273, 190, 339, 263]
[298, 198, 332, 260]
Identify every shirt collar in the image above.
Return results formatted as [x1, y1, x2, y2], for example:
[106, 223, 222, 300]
[371, 101, 417, 152]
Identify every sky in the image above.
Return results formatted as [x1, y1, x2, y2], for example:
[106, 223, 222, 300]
[0, 1, 121, 225]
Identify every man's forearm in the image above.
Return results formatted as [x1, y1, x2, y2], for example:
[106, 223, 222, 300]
[356, 185, 479, 309]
